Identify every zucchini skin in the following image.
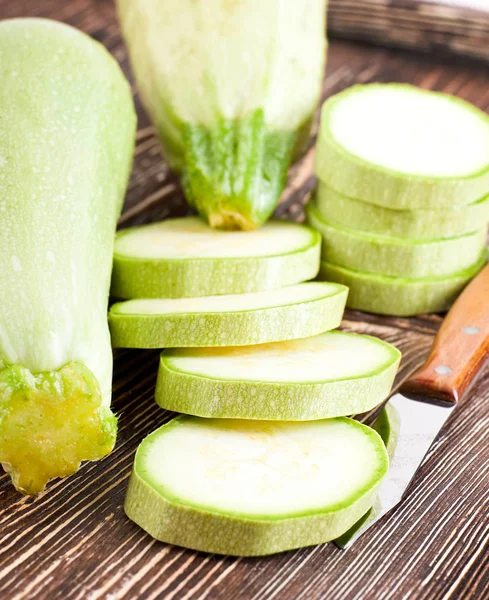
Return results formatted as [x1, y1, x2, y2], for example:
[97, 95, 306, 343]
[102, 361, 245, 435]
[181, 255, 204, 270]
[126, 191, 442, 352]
[319, 254, 487, 317]
[182, 109, 296, 230]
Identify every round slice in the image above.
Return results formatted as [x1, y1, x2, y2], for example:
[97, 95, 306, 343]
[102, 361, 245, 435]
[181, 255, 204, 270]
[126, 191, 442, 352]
[109, 282, 348, 348]
[307, 201, 486, 278]
[155, 331, 401, 420]
[125, 415, 389, 556]
[315, 182, 489, 240]
[112, 217, 321, 299]
[315, 84, 489, 209]
[319, 255, 487, 316]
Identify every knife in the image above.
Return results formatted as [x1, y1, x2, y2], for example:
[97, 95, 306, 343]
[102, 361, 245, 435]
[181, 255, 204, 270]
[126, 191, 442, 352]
[336, 262, 489, 549]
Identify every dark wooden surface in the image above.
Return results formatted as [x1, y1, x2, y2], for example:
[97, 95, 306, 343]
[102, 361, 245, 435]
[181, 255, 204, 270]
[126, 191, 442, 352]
[1, 1, 489, 599]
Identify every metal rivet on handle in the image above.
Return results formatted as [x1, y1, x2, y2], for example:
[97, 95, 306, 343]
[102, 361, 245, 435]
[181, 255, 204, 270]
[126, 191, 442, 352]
[462, 326, 480, 335]
[435, 365, 453, 375]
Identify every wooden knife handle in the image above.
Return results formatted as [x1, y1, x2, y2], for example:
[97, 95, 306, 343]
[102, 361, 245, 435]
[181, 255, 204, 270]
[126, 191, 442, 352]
[400, 263, 489, 404]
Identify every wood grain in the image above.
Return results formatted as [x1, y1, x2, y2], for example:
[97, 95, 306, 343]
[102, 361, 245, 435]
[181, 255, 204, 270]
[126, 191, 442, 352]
[402, 264, 489, 403]
[0, 1, 488, 599]
[329, 0, 489, 63]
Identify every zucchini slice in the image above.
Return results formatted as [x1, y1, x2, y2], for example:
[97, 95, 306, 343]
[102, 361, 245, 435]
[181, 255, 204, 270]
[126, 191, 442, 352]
[125, 415, 389, 556]
[112, 217, 321, 299]
[315, 84, 489, 209]
[315, 182, 489, 240]
[109, 282, 347, 348]
[307, 201, 486, 278]
[155, 331, 401, 420]
[319, 255, 487, 317]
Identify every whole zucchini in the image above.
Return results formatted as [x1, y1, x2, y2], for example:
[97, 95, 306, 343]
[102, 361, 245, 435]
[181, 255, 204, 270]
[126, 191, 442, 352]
[117, 0, 327, 229]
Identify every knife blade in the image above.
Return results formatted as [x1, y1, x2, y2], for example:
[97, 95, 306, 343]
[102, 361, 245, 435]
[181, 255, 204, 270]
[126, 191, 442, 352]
[336, 261, 489, 549]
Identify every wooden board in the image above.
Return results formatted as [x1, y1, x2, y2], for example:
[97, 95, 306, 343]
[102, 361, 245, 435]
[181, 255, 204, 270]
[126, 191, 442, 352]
[329, 0, 489, 62]
[0, 1, 488, 599]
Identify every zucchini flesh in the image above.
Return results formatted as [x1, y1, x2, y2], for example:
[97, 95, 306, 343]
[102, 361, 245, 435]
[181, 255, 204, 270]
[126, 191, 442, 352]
[315, 84, 489, 209]
[112, 217, 321, 298]
[0, 20, 135, 494]
[315, 182, 489, 241]
[117, 0, 327, 229]
[125, 415, 389, 555]
[156, 331, 401, 420]
[319, 255, 487, 317]
[109, 282, 347, 348]
[307, 201, 486, 278]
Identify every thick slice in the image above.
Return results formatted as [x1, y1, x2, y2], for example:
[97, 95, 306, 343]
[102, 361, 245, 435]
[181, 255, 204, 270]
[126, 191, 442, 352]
[125, 415, 389, 556]
[307, 202, 486, 278]
[117, 0, 326, 229]
[112, 217, 321, 299]
[319, 256, 487, 316]
[0, 19, 135, 493]
[315, 84, 489, 209]
[156, 331, 401, 420]
[315, 182, 489, 240]
[109, 282, 347, 348]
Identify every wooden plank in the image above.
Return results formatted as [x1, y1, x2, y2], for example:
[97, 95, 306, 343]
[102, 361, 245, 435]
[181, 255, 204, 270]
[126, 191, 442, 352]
[0, 1, 488, 599]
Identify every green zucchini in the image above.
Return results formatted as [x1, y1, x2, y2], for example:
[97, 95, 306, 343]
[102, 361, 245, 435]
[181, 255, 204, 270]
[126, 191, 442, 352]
[124, 415, 389, 555]
[307, 201, 486, 278]
[117, 0, 327, 230]
[155, 331, 401, 420]
[109, 282, 347, 348]
[0, 19, 135, 494]
[112, 217, 321, 299]
[315, 84, 489, 209]
[319, 255, 487, 316]
[315, 182, 489, 240]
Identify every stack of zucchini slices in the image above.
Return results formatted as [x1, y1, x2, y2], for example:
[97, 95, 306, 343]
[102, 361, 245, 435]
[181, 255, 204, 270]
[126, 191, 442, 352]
[312, 83, 489, 316]
[109, 216, 401, 556]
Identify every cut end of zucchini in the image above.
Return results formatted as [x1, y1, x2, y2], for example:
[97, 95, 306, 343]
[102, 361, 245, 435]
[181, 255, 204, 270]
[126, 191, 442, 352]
[109, 282, 347, 348]
[156, 331, 401, 420]
[182, 111, 296, 230]
[0, 362, 117, 495]
[112, 217, 321, 298]
[328, 84, 489, 179]
[125, 415, 388, 555]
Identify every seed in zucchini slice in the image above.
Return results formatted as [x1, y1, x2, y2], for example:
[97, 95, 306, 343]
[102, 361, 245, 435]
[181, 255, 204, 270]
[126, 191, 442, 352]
[315, 182, 489, 241]
[111, 217, 321, 299]
[125, 415, 389, 556]
[315, 84, 489, 209]
[155, 331, 401, 420]
[307, 201, 486, 279]
[319, 254, 487, 317]
[109, 282, 347, 348]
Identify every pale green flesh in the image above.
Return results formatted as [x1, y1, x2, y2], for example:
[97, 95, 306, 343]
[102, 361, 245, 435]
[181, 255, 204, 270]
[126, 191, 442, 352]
[319, 256, 487, 317]
[0, 20, 135, 493]
[315, 84, 489, 209]
[156, 331, 401, 420]
[315, 183, 489, 240]
[109, 282, 347, 348]
[117, 0, 326, 229]
[112, 217, 321, 298]
[307, 202, 486, 278]
[125, 415, 388, 555]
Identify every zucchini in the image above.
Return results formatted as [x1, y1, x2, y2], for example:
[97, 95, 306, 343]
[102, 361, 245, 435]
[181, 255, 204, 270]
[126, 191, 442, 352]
[124, 415, 389, 555]
[112, 217, 321, 299]
[109, 282, 347, 348]
[155, 331, 401, 420]
[117, 0, 327, 230]
[315, 182, 489, 240]
[315, 84, 489, 209]
[307, 201, 486, 278]
[0, 19, 135, 494]
[319, 255, 487, 316]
